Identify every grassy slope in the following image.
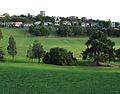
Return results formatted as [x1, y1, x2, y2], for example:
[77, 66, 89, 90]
[0, 63, 120, 94]
[0, 28, 120, 94]
[1, 28, 120, 63]
[0, 28, 87, 62]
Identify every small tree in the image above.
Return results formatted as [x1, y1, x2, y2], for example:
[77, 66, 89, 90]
[82, 31, 115, 66]
[32, 40, 45, 63]
[7, 35, 17, 61]
[0, 29, 3, 40]
[26, 45, 34, 62]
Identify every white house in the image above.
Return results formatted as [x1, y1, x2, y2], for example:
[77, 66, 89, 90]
[44, 22, 52, 26]
[81, 22, 90, 27]
[34, 21, 41, 25]
[62, 21, 71, 25]
[14, 22, 23, 27]
[24, 23, 33, 27]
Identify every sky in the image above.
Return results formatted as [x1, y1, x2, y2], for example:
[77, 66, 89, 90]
[0, 0, 120, 22]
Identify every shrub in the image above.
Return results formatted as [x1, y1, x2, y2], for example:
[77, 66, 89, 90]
[28, 25, 50, 36]
[43, 47, 77, 65]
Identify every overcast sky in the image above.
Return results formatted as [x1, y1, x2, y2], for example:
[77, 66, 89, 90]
[0, 0, 120, 22]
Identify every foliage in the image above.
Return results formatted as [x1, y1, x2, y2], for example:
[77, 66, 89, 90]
[32, 40, 45, 63]
[7, 35, 17, 61]
[0, 47, 4, 62]
[56, 24, 73, 36]
[0, 29, 3, 40]
[43, 47, 77, 65]
[26, 45, 34, 62]
[28, 25, 50, 36]
[82, 31, 115, 65]
[115, 49, 120, 61]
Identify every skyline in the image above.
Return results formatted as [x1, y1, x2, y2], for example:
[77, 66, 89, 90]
[0, 0, 120, 22]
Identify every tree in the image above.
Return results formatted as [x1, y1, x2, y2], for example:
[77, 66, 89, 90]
[115, 49, 120, 61]
[56, 24, 73, 36]
[0, 29, 3, 40]
[32, 40, 45, 63]
[0, 47, 4, 62]
[43, 47, 77, 65]
[7, 35, 17, 61]
[28, 25, 50, 36]
[26, 45, 34, 62]
[82, 31, 115, 66]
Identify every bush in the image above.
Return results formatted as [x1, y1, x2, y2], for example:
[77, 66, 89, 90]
[43, 47, 77, 65]
[28, 25, 50, 36]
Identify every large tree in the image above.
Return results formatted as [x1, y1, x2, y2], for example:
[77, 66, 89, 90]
[32, 40, 45, 63]
[7, 35, 17, 61]
[82, 31, 115, 66]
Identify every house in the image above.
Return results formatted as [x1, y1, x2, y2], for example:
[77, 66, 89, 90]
[14, 22, 23, 27]
[111, 22, 116, 28]
[81, 22, 89, 27]
[44, 22, 52, 26]
[34, 21, 41, 25]
[54, 16, 61, 26]
[62, 21, 71, 25]
[24, 23, 33, 27]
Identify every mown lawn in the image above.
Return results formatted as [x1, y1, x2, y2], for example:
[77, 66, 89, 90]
[0, 63, 120, 94]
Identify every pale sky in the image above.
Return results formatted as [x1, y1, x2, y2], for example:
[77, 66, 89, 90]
[0, 0, 120, 22]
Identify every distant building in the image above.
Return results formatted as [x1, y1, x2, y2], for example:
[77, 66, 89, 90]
[44, 22, 52, 26]
[14, 22, 23, 27]
[54, 16, 61, 26]
[34, 21, 41, 25]
[62, 21, 71, 25]
[111, 22, 116, 28]
[40, 11, 45, 16]
[81, 22, 89, 27]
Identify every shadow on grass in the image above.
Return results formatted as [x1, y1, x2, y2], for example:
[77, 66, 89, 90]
[4, 58, 37, 63]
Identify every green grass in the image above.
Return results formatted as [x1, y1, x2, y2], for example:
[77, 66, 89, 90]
[0, 63, 120, 94]
[0, 28, 88, 62]
[1, 28, 120, 94]
[1, 28, 120, 63]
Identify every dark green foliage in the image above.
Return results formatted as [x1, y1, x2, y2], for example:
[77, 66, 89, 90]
[26, 45, 34, 62]
[82, 31, 115, 65]
[0, 47, 4, 62]
[28, 25, 50, 36]
[56, 24, 73, 37]
[107, 29, 120, 37]
[73, 25, 86, 36]
[0, 29, 3, 40]
[56, 24, 87, 37]
[32, 40, 45, 63]
[43, 47, 77, 65]
[115, 49, 120, 61]
[7, 35, 17, 61]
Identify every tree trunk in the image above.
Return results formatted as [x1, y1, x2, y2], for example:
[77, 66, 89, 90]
[94, 60, 100, 66]
[38, 58, 40, 63]
[12, 56, 14, 61]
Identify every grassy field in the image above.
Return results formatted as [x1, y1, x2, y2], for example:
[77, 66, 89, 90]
[0, 63, 120, 94]
[1, 28, 120, 62]
[0, 28, 120, 94]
